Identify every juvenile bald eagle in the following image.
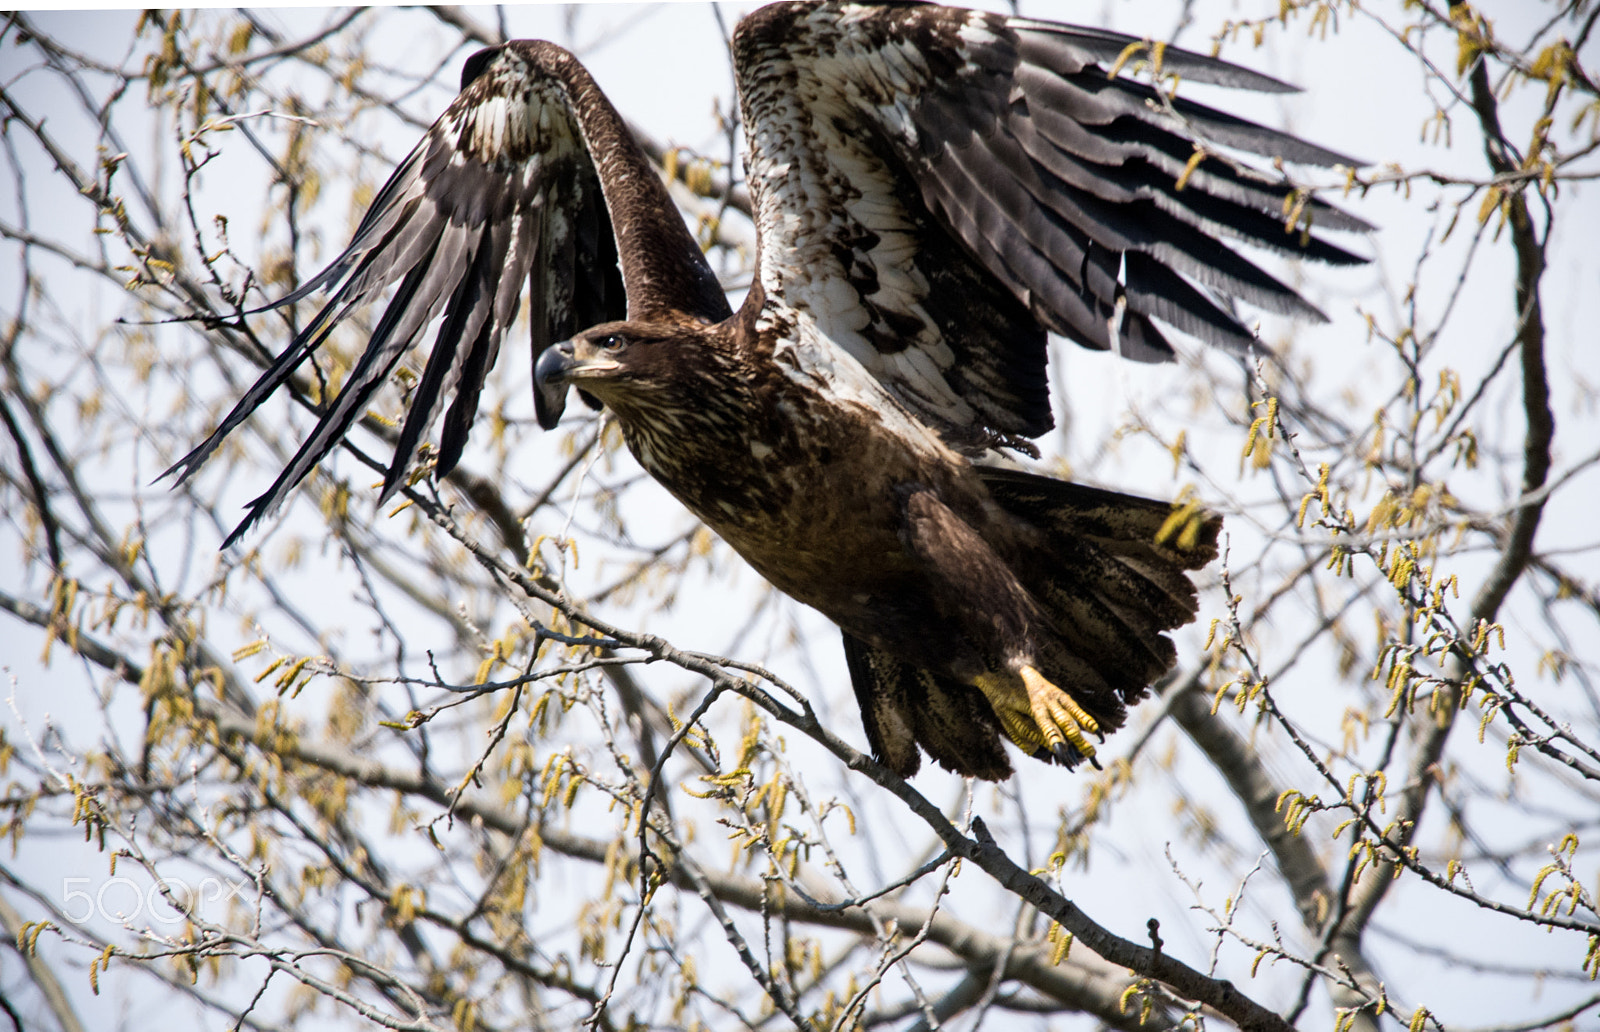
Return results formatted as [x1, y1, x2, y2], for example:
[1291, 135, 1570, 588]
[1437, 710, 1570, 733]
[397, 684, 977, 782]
[168, 2, 1367, 779]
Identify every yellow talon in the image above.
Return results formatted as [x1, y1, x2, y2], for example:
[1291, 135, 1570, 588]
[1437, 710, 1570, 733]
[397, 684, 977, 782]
[973, 667, 1101, 768]
[1021, 665, 1099, 734]
[1020, 665, 1099, 764]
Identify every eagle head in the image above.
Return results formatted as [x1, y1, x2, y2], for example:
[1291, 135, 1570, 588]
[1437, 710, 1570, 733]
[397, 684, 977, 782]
[534, 320, 717, 430]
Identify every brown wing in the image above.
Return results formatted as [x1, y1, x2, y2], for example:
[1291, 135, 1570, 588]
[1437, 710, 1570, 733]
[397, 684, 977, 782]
[732, 1, 1368, 447]
[164, 41, 728, 546]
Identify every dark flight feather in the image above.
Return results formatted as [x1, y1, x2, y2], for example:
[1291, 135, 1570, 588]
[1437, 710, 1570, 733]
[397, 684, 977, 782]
[731, 1, 1367, 445]
[161, 40, 721, 545]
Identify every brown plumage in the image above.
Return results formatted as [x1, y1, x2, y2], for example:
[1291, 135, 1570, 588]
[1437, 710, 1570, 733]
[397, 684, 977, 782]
[168, 2, 1363, 779]
[535, 313, 1220, 778]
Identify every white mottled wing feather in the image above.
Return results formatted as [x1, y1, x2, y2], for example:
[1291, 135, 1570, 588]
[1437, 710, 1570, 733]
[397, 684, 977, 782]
[164, 44, 626, 545]
[732, 1, 1368, 448]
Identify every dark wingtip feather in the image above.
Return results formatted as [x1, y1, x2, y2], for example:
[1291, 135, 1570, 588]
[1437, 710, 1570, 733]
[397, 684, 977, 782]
[173, 42, 647, 545]
[157, 318, 339, 489]
[1013, 20, 1305, 95]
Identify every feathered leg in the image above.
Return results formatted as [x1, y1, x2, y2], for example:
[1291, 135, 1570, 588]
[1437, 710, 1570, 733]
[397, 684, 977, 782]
[894, 483, 1111, 769]
[890, 474, 1220, 774]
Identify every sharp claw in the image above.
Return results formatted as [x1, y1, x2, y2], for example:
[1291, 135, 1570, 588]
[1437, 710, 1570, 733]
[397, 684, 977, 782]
[974, 667, 1107, 771]
[1020, 665, 1099, 761]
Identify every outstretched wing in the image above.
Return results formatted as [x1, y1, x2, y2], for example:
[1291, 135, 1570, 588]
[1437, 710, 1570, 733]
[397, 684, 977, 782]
[733, 1, 1370, 447]
[165, 40, 726, 546]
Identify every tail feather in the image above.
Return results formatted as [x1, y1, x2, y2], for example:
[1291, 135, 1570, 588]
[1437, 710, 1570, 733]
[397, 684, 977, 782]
[1042, 533, 1200, 637]
[975, 465, 1220, 568]
[1034, 573, 1175, 683]
[979, 463, 1220, 731]
[836, 468, 1219, 781]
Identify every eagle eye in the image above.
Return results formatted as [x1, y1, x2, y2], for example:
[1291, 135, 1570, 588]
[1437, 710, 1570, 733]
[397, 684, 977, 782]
[598, 333, 626, 351]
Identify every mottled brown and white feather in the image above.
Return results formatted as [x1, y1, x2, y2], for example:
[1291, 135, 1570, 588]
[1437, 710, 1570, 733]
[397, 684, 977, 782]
[732, 2, 1367, 452]
[164, 41, 724, 545]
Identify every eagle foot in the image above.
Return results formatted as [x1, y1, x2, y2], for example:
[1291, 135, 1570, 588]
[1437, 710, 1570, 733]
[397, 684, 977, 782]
[974, 666, 1101, 770]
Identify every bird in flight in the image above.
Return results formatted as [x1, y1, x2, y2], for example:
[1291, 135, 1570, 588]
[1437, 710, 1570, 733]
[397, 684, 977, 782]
[167, 2, 1367, 780]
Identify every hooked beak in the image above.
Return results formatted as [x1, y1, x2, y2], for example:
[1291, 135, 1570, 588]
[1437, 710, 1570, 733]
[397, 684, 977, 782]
[534, 339, 617, 430]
